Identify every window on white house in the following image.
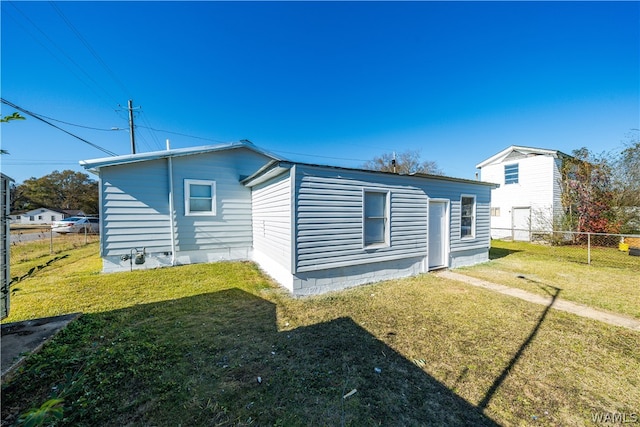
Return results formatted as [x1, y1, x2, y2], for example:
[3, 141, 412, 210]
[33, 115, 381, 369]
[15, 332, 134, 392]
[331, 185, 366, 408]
[461, 196, 475, 238]
[29, 216, 34, 221]
[38, 215, 43, 220]
[364, 191, 389, 247]
[184, 179, 216, 216]
[504, 163, 519, 184]
[491, 207, 500, 217]
[51, 216, 56, 221]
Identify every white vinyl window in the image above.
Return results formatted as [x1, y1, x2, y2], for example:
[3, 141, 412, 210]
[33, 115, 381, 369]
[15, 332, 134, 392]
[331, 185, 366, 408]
[504, 163, 519, 184]
[184, 179, 216, 216]
[460, 195, 476, 239]
[363, 190, 389, 247]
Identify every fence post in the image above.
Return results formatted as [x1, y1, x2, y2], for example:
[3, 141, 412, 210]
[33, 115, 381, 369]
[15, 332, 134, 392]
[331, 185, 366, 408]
[50, 228, 53, 254]
[587, 232, 591, 265]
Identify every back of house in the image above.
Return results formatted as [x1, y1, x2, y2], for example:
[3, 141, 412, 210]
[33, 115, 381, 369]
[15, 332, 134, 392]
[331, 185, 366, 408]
[82, 141, 495, 295]
[81, 141, 277, 272]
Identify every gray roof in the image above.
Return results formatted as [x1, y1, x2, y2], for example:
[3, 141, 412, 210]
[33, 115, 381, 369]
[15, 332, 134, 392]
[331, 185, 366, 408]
[80, 140, 283, 173]
[243, 160, 498, 188]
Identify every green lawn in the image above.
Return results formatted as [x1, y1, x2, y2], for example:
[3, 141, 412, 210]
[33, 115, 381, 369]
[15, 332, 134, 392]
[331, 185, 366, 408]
[2, 242, 639, 426]
[458, 240, 640, 319]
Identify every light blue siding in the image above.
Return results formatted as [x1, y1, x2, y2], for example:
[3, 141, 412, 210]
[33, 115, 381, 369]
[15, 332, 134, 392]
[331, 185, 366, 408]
[294, 165, 429, 273]
[251, 170, 292, 271]
[170, 148, 270, 253]
[291, 165, 492, 276]
[100, 147, 273, 263]
[101, 159, 172, 256]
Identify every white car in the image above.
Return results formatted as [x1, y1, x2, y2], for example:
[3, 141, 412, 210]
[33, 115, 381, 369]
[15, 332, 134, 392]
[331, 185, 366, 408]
[51, 217, 100, 234]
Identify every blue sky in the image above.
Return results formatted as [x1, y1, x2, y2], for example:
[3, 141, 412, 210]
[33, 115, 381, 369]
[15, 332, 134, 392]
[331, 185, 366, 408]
[1, 1, 638, 184]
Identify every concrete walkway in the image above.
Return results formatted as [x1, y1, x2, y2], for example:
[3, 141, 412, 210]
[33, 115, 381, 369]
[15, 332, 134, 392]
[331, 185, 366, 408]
[436, 270, 640, 332]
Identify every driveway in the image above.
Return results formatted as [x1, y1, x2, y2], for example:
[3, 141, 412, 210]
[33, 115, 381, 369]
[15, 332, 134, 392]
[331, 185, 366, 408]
[1, 313, 82, 381]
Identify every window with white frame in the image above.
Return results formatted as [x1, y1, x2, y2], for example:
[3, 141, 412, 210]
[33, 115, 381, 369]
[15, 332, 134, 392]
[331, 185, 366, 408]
[363, 191, 389, 247]
[460, 195, 475, 238]
[184, 179, 216, 216]
[504, 163, 519, 184]
[490, 207, 500, 217]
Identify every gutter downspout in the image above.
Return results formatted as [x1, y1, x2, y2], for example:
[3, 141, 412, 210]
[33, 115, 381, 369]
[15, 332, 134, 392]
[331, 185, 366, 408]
[167, 142, 177, 266]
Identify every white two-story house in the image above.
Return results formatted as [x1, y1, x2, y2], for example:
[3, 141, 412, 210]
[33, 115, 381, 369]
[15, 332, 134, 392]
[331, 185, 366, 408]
[476, 146, 571, 240]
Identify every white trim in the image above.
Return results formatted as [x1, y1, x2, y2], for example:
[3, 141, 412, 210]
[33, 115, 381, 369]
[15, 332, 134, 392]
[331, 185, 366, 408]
[362, 189, 391, 248]
[460, 194, 476, 239]
[428, 198, 450, 270]
[168, 158, 177, 265]
[184, 179, 217, 216]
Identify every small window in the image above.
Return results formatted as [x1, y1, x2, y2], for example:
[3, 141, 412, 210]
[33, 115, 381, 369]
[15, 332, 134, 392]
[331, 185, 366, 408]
[51, 215, 56, 221]
[491, 207, 500, 217]
[363, 191, 389, 247]
[185, 179, 216, 216]
[38, 215, 43, 220]
[505, 163, 519, 184]
[461, 196, 475, 238]
[29, 216, 34, 221]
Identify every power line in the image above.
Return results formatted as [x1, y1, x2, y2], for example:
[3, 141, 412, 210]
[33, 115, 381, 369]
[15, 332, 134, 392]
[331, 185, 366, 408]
[135, 125, 228, 144]
[1, 98, 118, 157]
[49, 1, 131, 98]
[6, 1, 120, 110]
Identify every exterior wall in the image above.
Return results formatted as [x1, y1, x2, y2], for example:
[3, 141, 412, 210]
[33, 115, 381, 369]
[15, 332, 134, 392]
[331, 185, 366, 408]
[1, 175, 11, 319]
[416, 177, 492, 259]
[11, 208, 65, 225]
[250, 171, 293, 289]
[248, 165, 492, 295]
[293, 165, 429, 274]
[100, 147, 273, 273]
[481, 154, 557, 238]
[291, 256, 425, 296]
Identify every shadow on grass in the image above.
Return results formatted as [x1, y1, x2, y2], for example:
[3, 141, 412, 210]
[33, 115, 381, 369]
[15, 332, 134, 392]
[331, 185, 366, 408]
[2, 288, 498, 426]
[478, 277, 561, 411]
[489, 246, 522, 260]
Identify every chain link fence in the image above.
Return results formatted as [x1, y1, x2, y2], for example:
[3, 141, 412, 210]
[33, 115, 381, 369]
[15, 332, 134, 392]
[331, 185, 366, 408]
[491, 228, 640, 271]
[10, 225, 99, 258]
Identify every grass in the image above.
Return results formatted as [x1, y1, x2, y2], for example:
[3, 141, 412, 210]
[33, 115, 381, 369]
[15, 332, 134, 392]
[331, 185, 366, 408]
[458, 240, 640, 319]
[2, 241, 639, 426]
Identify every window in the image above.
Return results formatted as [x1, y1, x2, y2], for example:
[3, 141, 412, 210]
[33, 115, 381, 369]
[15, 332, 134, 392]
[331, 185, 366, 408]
[504, 163, 519, 184]
[461, 196, 475, 238]
[363, 191, 389, 247]
[491, 207, 501, 217]
[51, 216, 56, 221]
[29, 216, 34, 221]
[184, 179, 216, 216]
[38, 215, 43, 220]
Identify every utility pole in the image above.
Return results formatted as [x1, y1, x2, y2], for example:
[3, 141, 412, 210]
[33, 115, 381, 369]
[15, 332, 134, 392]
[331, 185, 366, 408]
[128, 99, 136, 154]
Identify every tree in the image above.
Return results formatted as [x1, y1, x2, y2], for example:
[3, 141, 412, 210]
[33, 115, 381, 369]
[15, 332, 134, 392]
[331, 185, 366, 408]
[611, 130, 640, 232]
[0, 112, 25, 123]
[363, 149, 443, 175]
[1, 111, 25, 154]
[560, 148, 618, 234]
[11, 170, 98, 214]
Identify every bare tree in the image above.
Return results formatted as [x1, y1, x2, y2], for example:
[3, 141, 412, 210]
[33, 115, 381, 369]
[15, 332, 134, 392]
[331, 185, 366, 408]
[363, 149, 443, 175]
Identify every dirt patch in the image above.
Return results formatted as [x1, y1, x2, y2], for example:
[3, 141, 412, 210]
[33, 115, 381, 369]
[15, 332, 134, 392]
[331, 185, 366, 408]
[1, 313, 82, 382]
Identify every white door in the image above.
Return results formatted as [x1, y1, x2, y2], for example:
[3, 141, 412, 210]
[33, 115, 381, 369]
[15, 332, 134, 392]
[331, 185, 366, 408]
[428, 201, 448, 269]
[512, 207, 531, 241]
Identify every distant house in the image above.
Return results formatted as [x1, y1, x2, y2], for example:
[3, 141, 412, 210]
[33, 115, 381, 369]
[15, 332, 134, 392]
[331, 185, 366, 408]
[2, 173, 13, 319]
[476, 145, 571, 240]
[9, 207, 69, 225]
[81, 141, 495, 295]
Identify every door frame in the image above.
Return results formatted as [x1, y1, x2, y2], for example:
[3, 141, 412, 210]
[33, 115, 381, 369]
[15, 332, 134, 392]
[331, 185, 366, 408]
[428, 199, 450, 270]
[511, 206, 531, 241]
